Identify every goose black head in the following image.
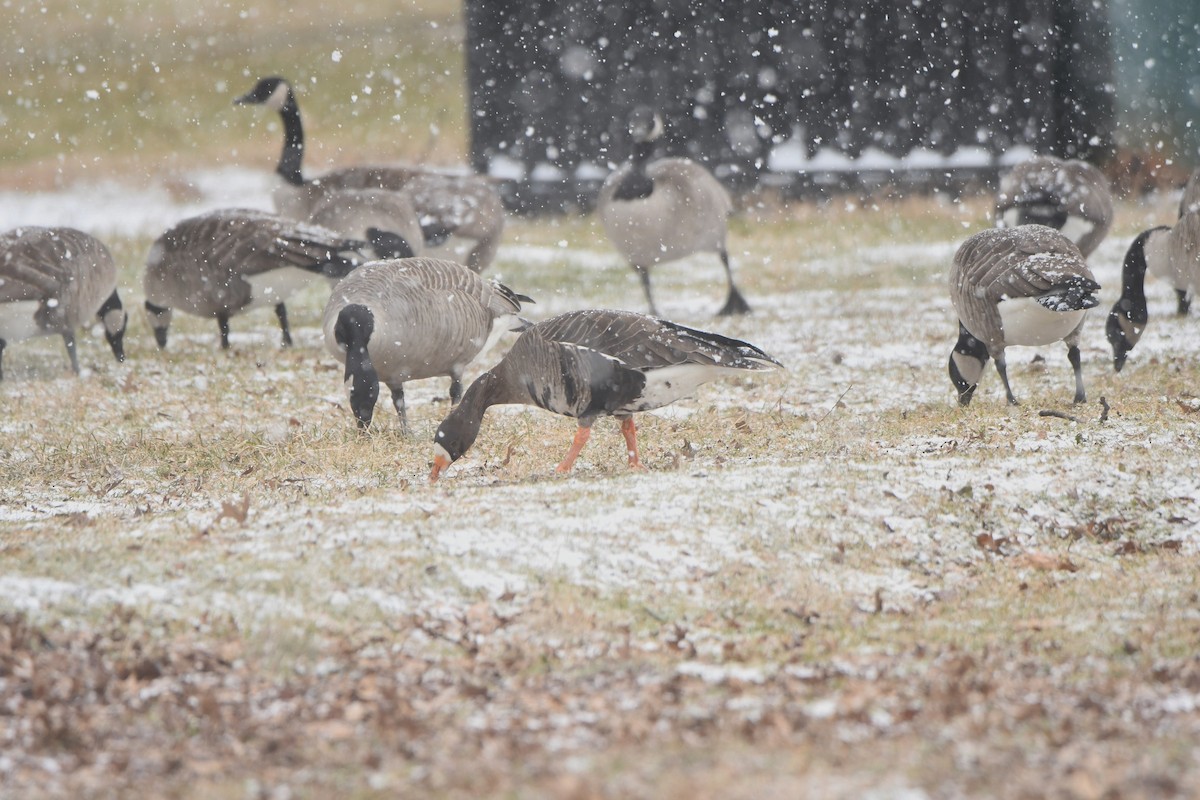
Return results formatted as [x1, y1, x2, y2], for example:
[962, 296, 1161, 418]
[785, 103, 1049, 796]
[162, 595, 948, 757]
[1106, 227, 1163, 372]
[948, 322, 989, 406]
[1106, 304, 1142, 373]
[234, 76, 293, 111]
[98, 289, 127, 363]
[627, 106, 664, 144]
[429, 372, 497, 482]
[143, 300, 172, 349]
[333, 304, 378, 429]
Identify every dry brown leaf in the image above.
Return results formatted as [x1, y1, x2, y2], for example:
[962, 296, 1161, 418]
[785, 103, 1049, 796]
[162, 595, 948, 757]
[975, 532, 1010, 553]
[216, 494, 251, 526]
[1016, 551, 1078, 572]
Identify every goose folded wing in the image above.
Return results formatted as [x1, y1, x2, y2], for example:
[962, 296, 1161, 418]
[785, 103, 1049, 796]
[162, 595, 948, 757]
[267, 227, 362, 273]
[0, 257, 61, 299]
[509, 331, 646, 418]
[534, 311, 687, 369]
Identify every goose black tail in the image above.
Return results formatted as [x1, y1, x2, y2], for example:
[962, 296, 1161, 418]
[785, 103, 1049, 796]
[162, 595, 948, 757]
[366, 227, 415, 260]
[1036, 275, 1101, 312]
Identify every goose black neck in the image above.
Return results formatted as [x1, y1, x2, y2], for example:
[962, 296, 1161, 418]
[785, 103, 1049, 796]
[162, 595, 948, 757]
[436, 371, 503, 461]
[276, 90, 305, 186]
[1118, 229, 1159, 307]
[457, 370, 504, 420]
[335, 305, 378, 428]
[612, 140, 657, 201]
[632, 139, 655, 167]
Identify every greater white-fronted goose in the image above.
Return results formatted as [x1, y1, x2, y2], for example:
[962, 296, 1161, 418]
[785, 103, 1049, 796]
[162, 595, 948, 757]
[0, 226, 126, 379]
[597, 107, 750, 317]
[322, 257, 531, 431]
[949, 224, 1100, 405]
[307, 188, 421, 260]
[429, 309, 781, 480]
[143, 208, 366, 350]
[1106, 210, 1200, 371]
[995, 155, 1113, 258]
[234, 76, 505, 272]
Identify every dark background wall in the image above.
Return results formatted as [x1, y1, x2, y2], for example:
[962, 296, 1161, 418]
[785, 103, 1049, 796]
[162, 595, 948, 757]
[465, 0, 1115, 210]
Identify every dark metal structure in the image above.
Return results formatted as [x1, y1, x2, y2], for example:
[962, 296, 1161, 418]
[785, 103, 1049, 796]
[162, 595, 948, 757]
[465, 0, 1114, 212]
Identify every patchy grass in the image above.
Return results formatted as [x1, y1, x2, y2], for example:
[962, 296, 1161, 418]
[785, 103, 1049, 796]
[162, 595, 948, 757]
[3, 3, 1200, 795]
[1, 0, 466, 188]
[3, 187, 1200, 798]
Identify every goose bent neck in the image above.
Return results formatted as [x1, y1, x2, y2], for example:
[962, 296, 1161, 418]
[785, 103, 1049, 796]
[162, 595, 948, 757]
[1119, 229, 1164, 306]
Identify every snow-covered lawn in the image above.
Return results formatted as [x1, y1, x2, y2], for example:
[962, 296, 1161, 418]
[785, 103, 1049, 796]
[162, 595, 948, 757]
[1, 172, 1198, 798]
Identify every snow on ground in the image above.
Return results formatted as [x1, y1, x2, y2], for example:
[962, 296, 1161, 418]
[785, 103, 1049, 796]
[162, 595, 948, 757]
[2, 170, 1199, 633]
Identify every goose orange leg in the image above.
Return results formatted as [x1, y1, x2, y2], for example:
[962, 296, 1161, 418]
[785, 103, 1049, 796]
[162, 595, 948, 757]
[556, 425, 592, 473]
[620, 418, 645, 469]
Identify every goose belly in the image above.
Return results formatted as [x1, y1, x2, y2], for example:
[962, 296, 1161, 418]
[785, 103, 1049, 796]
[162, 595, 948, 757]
[0, 301, 46, 343]
[998, 298, 1084, 347]
[244, 267, 318, 309]
[1059, 215, 1095, 248]
[623, 364, 731, 412]
[600, 200, 715, 265]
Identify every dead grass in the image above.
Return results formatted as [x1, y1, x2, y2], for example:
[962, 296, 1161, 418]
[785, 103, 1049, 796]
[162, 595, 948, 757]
[4, 5, 1200, 794]
[3, 194, 1200, 797]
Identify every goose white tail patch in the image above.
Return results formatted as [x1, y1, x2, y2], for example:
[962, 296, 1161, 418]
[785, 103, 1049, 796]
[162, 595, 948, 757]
[245, 267, 317, 308]
[998, 298, 1085, 347]
[632, 364, 735, 410]
[0, 301, 44, 342]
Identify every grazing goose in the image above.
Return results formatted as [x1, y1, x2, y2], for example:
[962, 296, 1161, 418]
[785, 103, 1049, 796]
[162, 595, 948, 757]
[0, 226, 126, 379]
[948, 225, 1100, 405]
[234, 76, 505, 272]
[322, 257, 531, 431]
[995, 155, 1113, 258]
[307, 188, 421, 260]
[143, 208, 366, 350]
[1106, 210, 1200, 371]
[428, 309, 781, 481]
[596, 107, 751, 317]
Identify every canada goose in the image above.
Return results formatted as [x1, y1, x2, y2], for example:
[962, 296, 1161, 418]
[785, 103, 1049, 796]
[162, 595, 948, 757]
[307, 188, 421, 260]
[322, 257, 532, 431]
[948, 225, 1100, 405]
[1106, 211, 1200, 372]
[428, 309, 781, 481]
[597, 107, 751, 317]
[1180, 168, 1200, 218]
[234, 76, 505, 272]
[143, 208, 366, 350]
[995, 155, 1113, 258]
[0, 226, 126, 379]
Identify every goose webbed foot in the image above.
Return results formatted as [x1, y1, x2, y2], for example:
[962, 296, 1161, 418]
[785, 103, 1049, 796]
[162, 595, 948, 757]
[556, 426, 593, 473]
[717, 285, 751, 316]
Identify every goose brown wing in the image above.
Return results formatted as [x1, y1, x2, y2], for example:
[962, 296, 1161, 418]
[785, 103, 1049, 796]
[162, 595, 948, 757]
[0, 227, 83, 300]
[498, 323, 646, 419]
[533, 309, 779, 371]
[159, 210, 359, 278]
[956, 226, 1091, 305]
[1063, 161, 1114, 225]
